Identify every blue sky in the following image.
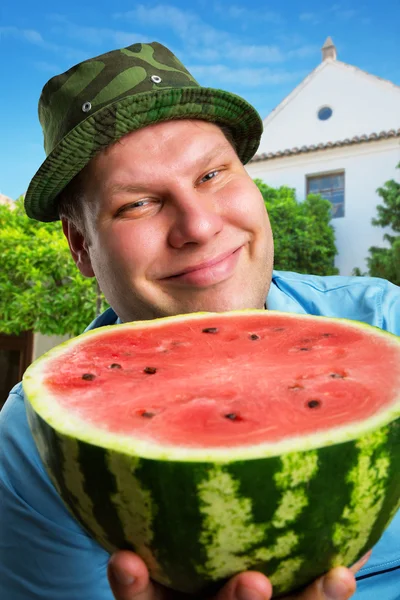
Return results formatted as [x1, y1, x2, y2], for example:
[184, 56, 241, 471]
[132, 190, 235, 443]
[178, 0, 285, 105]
[1, 0, 399, 200]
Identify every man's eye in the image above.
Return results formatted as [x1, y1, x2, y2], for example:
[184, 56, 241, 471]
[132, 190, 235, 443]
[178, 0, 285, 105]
[115, 199, 155, 217]
[200, 170, 219, 184]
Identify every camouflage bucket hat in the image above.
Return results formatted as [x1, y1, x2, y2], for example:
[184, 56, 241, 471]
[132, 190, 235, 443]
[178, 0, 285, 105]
[24, 42, 263, 222]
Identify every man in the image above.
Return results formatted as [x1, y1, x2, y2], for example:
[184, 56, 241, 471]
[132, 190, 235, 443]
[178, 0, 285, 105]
[0, 42, 399, 600]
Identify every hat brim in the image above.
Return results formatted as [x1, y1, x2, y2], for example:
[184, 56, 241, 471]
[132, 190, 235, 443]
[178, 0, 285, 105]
[25, 87, 263, 222]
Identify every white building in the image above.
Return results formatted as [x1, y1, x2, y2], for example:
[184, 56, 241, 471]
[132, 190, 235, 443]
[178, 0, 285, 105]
[246, 37, 400, 275]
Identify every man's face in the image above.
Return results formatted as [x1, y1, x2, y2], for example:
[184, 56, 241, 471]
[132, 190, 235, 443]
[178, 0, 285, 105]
[64, 120, 274, 322]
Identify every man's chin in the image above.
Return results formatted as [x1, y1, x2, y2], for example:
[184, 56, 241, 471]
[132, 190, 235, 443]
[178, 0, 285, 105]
[166, 296, 266, 316]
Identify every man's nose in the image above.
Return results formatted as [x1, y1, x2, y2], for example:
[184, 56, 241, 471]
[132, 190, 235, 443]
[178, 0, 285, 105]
[167, 191, 224, 248]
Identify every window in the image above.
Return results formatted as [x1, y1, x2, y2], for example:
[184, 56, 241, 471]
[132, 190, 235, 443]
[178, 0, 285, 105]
[317, 106, 333, 121]
[307, 172, 345, 218]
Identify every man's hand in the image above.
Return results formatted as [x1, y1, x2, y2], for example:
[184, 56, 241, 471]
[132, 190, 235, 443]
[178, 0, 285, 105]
[107, 550, 371, 600]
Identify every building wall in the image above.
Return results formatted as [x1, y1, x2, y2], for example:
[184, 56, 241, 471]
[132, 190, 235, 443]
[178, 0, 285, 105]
[33, 332, 72, 361]
[258, 61, 400, 155]
[246, 138, 400, 275]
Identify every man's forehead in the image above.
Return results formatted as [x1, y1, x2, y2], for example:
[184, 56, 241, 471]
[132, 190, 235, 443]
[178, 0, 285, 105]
[109, 119, 226, 150]
[92, 119, 233, 173]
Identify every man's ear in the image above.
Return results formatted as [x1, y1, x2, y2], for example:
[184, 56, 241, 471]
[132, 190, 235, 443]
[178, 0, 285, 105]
[61, 218, 95, 278]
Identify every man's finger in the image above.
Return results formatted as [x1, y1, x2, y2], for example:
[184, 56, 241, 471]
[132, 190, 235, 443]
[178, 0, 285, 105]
[283, 551, 372, 600]
[349, 550, 372, 576]
[107, 550, 372, 600]
[109, 558, 273, 600]
[215, 571, 273, 600]
[284, 567, 356, 600]
[108, 551, 160, 600]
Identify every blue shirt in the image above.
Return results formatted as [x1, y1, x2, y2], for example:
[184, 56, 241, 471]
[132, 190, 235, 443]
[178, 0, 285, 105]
[1, 271, 399, 599]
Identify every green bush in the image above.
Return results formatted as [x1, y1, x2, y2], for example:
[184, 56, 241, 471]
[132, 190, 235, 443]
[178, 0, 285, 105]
[0, 197, 107, 336]
[255, 180, 338, 276]
[353, 163, 400, 286]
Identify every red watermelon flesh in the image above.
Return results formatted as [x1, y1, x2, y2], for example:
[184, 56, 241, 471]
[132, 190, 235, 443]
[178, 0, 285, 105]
[42, 311, 399, 449]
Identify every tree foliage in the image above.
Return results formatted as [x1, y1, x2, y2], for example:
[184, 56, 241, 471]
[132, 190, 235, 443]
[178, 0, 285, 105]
[354, 164, 400, 286]
[254, 179, 338, 276]
[0, 197, 107, 336]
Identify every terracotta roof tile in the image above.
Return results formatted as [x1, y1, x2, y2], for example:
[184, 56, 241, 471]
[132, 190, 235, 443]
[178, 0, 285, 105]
[250, 128, 400, 163]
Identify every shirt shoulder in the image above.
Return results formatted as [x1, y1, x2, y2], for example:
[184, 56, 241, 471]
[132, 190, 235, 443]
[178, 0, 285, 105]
[268, 270, 400, 335]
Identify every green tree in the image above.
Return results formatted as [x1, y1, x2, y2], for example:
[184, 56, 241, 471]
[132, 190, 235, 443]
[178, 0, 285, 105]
[363, 164, 400, 286]
[0, 197, 107, 336]
[254, 179, 338, 275]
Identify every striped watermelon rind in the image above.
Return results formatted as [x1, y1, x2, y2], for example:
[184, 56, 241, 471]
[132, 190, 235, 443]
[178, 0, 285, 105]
[23, 311, 400, 596]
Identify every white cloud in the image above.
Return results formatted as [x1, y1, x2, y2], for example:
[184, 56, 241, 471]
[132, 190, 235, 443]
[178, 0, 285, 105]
[114, 5, 220, 46]
[0, 16, 150, 71]
[48, 15, 142, 48]
[189, 64, 306, 87]
[216, 5, 284, 24]
[299, 13, 320, 24]
[300, 5, 361, 25]
[114, 5, 312, 66]
[0, 26, 45, 45]
[0, 24, 86, 61]
[188, 47, 221, 62]
[192, 41, 317, 65]
[277, 32, 307, 46]
[221, 43, 285, 64]
[335, 8, 357, 19]
[34, 60, 61, 73]
[288, 45, 318, 59]
[23, 29, 45, 44]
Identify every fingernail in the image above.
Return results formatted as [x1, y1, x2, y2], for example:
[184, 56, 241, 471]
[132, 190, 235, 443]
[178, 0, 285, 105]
[111, 565, 135, 586]
[322, 575, 349, 600]
[236, 584, 264, 600]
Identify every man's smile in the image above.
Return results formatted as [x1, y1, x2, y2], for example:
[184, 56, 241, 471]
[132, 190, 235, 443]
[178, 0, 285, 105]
[162, 245, 244, 287]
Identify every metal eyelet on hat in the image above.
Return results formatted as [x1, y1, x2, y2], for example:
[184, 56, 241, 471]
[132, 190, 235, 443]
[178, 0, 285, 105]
[150, 75, 162, 84]
[82, 101, 92, 113]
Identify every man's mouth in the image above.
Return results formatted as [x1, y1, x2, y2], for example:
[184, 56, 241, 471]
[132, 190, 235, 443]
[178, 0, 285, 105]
[163, 246, 244, 287]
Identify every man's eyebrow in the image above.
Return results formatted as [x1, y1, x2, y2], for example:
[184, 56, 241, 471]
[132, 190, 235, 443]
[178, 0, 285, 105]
[109, 182, 148, 195]
[108, 142, 232, 195]
[196, 143, 232, 170]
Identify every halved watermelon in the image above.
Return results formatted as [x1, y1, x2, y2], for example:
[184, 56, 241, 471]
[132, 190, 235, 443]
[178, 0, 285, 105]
[23, 311, 400, 596]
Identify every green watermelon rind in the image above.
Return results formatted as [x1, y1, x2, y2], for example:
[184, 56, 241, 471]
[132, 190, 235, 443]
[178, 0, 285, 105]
[23, 310, 400, 463]
[24, 400, 400, 596]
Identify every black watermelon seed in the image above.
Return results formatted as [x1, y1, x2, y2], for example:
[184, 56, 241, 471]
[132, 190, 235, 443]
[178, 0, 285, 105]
[224, 413, 242, 421]
[109, 363, 122, 369]
[82, 373, 95, 381]
[307, 399, 321, 409]
[330, 372, 345, 379]
[144, 367, 157, 374]
[142, 411, 155, 418]
[249, 334, 260, 340]
[322, 333, 333, 338]
[202, 327, 219, 334]
[300, 347, 311, 351]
